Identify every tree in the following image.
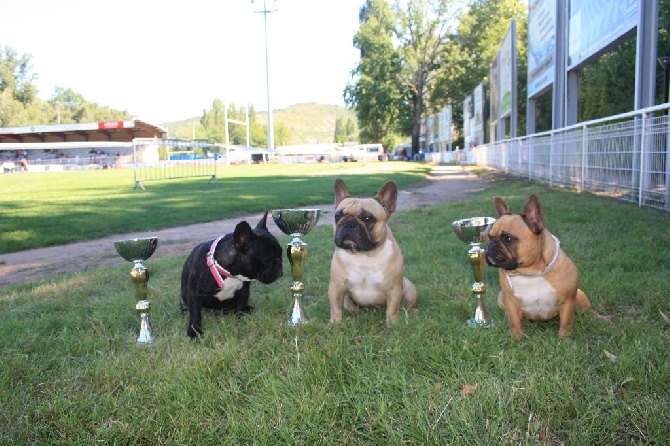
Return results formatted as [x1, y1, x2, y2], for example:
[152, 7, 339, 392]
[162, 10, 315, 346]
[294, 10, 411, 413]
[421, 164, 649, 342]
[49, 87, 130, 124]
[0, 45, 38, 106]
[333, 115, 357, 144]
[273, 121, 291, 147]
[0, 45, 127, 127]
[345, 116, 357, 141]
[578, 0, 670, 121]
[433, 0, 527, 140]
[200, 99, 226, 143]
[0, 45, 38, 126]
[392, 0, 464, 153]
[345, 0, 410, 150]
[334, 116, 345, 144]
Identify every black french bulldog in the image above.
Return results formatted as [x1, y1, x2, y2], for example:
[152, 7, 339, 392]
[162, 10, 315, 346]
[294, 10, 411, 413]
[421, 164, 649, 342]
[179, 211, 283, 338]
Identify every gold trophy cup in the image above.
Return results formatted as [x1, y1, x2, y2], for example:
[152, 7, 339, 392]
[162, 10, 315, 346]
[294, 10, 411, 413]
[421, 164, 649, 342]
[114, 237, 158, 343]
[452, 217, 496, 327]
[271, 209, 321, 327]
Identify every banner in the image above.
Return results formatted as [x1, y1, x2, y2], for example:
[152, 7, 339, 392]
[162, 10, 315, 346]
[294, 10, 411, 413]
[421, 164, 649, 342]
[527, 0, 556, 98]
[568, 0, 638, 70]
[499, 25, 514, 118]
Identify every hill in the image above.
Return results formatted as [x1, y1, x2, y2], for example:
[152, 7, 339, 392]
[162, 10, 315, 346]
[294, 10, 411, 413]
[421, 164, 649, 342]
[162, 103, 356, 145]
[258, 103, 356, 145]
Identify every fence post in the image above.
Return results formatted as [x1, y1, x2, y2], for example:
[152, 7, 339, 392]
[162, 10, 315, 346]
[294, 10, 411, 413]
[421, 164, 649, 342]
[665, 114, 670, 210]
[638, 113, 647, 206]
[581, 125, 588, 192]
[549, 131, 554, 187]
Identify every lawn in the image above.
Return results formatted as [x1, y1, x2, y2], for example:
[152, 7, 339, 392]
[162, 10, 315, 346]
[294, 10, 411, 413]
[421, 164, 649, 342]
[0, 167, 668, 444]
[0, 162, 431, 253]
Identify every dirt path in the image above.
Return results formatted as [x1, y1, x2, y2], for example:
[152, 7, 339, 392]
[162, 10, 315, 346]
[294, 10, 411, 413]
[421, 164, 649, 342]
[0, 166, 489, 287]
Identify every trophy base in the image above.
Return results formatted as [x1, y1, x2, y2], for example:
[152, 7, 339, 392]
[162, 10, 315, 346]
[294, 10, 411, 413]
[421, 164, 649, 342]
[136, 335, 156, 345]
[136, 300, 155, 344]
[287, 319, 309, 328]
[287, 299, 309, 327]
[467, 318, 494, 328]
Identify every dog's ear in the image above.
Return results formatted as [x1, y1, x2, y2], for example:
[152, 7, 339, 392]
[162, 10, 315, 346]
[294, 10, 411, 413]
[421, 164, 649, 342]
[233, 221, 254, 248]
[256, 210, 269, 231]
[334, 178, 350, 207]
[375, 181, 398, 215]
[521, 194, 545, 235]
[493, 197, 511, 217]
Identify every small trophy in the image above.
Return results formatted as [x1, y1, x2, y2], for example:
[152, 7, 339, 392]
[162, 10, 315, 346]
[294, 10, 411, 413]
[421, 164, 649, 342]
[114, 237, 158, 343]
[452, 217, 497, 327]
[271, 209, 321, 327]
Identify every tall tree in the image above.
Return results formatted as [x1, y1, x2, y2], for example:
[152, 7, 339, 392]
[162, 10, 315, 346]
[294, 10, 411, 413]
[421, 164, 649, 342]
[0, 45, 128, 127]
[200, 99, 226, 143]
[334, 116, 346, 143]
[345, 0, 410, 150]
[0, 45, 38, 126]
[273, 121, 291, 147]
[48, 87, 130, 124]
[392, 0, 464, 153]
[0, 45, 38, 106]
[345, 116, 357, 141]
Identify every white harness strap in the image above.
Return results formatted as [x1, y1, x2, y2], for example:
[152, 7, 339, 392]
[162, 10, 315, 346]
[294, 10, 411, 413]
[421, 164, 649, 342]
[207, 236, 252, 301]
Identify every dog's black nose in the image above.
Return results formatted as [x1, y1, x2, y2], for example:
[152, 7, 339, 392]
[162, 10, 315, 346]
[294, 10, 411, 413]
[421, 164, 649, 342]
[342, 218, 357, 228]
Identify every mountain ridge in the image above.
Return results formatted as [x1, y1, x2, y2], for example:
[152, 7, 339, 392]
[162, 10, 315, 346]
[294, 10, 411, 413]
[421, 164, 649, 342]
[163, 102, 356, 145]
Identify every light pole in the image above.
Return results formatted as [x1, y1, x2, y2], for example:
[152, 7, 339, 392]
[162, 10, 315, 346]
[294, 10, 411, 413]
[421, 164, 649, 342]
[253, 0, 277, 151]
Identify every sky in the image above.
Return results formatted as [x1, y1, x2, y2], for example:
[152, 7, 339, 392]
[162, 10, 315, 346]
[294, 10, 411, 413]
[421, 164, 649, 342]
[0, 0, 365, 124]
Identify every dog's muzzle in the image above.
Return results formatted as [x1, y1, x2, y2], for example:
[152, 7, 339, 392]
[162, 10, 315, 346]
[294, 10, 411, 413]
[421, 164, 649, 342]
[334, 217, 376, 251]
[256, 258, 283, 284]
[486, 240, 518, 270]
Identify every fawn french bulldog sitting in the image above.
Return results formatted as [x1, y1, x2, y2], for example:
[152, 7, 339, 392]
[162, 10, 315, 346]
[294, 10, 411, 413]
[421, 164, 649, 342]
[328, 179, 417, 324]
[486, 194, 591, 340]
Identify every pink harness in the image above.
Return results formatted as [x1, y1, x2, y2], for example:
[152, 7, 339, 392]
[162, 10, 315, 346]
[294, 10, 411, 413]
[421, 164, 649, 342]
[206, 236, 234, 288]
[206, 236, 252, 303]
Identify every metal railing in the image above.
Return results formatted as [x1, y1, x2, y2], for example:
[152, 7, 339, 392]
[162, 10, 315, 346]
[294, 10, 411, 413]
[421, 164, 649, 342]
[470, 103, 670, 211]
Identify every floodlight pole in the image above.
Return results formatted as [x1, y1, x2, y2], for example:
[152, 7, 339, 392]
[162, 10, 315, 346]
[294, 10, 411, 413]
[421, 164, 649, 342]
[253, 0, 276, 152]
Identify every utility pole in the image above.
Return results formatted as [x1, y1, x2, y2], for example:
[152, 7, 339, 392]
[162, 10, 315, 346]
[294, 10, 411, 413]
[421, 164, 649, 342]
[253, 0, 277, 152]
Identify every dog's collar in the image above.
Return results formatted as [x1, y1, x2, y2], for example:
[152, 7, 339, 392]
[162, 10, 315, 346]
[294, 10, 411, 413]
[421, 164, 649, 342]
[207, 236, 252, 288]
[504, 233, 562, 279]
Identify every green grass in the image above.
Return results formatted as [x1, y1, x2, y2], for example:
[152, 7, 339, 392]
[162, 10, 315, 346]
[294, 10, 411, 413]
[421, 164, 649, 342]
[0, 162, 430, 253]
[1, 170, 669, 444]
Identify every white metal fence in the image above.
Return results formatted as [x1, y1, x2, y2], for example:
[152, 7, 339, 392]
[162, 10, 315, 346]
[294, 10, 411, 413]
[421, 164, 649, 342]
[131, 138, 219, 190]
[470, 103, 670, 211]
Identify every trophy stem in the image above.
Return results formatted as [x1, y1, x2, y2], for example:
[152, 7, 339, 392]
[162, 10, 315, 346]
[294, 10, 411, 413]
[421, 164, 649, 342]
[130, 261, 149, 300]
[130, 260, 155, 343]
[467, 243, 494, 328]
[287, 236, 309, 326]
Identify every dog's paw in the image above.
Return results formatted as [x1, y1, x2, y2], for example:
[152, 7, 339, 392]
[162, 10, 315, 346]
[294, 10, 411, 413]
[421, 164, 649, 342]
[179, 299, 188, 313]
[187, 324, 204, 339]
[235, 305, 255, 317]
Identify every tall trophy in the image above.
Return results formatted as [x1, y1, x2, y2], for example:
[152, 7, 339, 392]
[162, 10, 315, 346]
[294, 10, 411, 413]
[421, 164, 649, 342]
[114, 237, 158, 343]
[452, 217, 496, 327]
[271, 209, 321, 327]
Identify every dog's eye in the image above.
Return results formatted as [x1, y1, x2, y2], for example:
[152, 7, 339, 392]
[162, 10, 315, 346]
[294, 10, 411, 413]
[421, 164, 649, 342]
[501, 233, 515, 244]
[360, 211, 376, 225]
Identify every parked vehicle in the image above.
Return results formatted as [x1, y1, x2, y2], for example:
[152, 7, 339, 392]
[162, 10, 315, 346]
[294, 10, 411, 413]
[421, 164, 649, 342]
[391, 144, 411, 160]
[341, 143, 384, 162]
